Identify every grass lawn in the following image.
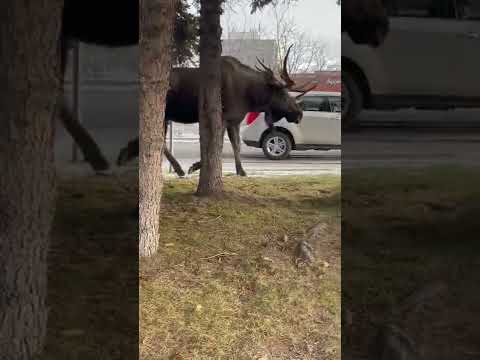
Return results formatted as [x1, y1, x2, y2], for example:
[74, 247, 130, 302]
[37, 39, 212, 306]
[44, 175, 341, 360]
[342, 166, 480, 359]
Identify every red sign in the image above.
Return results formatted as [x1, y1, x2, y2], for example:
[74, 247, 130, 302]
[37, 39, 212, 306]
[292, 71, 341, 92]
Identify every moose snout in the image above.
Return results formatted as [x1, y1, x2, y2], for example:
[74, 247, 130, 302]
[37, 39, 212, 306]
[290, 111, 302, 124]
[285, 109, 303, 124]
[296, 112, 303, 123]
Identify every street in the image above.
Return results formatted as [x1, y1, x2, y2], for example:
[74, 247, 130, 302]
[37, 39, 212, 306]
[163, 141, 341, 176]
[344, 110, 480, 169]
[55, 88, 340, 177]
[56, 131, 341, 177]
[55, 88, 480, 177]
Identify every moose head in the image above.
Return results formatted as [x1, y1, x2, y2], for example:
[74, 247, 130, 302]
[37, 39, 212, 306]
[254, 45, 316, 127]
[342, 0, 389, 47]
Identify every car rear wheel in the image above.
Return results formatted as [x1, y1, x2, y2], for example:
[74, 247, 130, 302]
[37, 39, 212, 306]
[262, 131, 292, 160]
[342, 70, 363, 131]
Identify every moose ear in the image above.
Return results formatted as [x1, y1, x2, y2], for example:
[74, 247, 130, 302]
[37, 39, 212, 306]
[267, 76, 285, 89]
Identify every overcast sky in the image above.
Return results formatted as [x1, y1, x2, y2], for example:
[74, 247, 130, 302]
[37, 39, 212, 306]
[221, 0, 341, 60]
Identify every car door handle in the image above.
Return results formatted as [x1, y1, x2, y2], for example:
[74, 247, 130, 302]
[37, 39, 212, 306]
[458, 32, 480, 39]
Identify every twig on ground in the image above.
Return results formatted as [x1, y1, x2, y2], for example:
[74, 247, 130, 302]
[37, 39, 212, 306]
[201, 251, 238, 260]
[197, 215, 223, 223]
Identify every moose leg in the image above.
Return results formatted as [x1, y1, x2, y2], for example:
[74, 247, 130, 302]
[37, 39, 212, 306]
[163, 147, 185, 177]
[162, 120, 186, 177]
[59, 40, 110, 172]
[60, 105, 110, 172]
[117, 137, 139, 166]
[227, 125, 247, 176]
[117, 136, 186, 177]
[188, 126, 226, 175]
[188, 161, 202, 175]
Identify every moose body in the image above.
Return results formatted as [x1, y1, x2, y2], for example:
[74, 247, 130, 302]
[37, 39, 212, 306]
[63, 1, 138, 47]
[59, 0, 389, 174]
[117, 53, 308, 177]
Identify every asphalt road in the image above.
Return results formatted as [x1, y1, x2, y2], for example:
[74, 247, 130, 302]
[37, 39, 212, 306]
[55, 88, 341, 177]
[344, 109, 480, 169]
[55, 88, 480, 177]
[56, 133, 341, 177]
[163, 141, 341, 177]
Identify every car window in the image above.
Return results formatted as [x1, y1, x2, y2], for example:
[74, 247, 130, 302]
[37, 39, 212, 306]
[300, 96, 340, 113]
[329, 97, 341, 113]
[301, 96, 331, 112]
[386, 0, 456, 18]
[457, 0, 480, 20]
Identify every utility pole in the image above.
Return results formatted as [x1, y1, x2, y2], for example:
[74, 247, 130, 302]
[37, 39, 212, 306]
[168, 121, 174, 173]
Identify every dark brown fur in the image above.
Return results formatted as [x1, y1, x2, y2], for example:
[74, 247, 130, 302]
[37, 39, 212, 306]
[117, 55, 305, 176]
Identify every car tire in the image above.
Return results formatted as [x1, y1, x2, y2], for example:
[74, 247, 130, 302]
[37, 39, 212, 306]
[262, 131, 292, 160]
[342, 70, 364, 131]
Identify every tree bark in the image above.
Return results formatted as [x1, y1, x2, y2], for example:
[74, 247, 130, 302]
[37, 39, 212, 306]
[139, 0, 177, 257]
[0, 0, 63, 358]
[196, 0, 225, 196]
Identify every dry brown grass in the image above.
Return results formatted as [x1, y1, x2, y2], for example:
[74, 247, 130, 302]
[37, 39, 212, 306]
[141, 177, 341, 360]
[44, 175, 341, 360]
[342, 166, 480, 359]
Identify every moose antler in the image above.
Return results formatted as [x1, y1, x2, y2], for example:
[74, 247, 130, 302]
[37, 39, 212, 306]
[281, 44, 317, 96]
[293, 82, 318, 98]
[255, 57, 274, 78]
[256, 45, 317, 96]
[280, 44, 296, 88]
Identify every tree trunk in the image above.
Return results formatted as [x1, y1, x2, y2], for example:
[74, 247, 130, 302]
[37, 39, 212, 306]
[0, 0, 63, 358]
[139, 0, 177, 257]
[196, 0, 224, 196]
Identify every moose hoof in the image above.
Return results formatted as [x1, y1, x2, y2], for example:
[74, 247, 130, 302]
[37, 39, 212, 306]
[116, 148, 129, 166]
[238, 169, 247, 177]
[95, 168, 113, 177]
[177, 169, 186, 178]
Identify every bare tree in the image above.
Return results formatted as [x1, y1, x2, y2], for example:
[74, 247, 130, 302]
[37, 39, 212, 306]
[225, 0, 328, 73]
[269, 0, 328, 73]
[0, 0, 63, 357]
[139, 0, 178, 257]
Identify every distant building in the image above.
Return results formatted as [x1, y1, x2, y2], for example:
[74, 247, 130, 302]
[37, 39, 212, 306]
[222, 33, 276, 68]
[64, 43, 137, 84]
[227, 32, 261, 40]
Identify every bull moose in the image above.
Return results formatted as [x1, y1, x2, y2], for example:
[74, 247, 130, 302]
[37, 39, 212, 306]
[116, 46, 315, 177]
[60, 0, 389, 174]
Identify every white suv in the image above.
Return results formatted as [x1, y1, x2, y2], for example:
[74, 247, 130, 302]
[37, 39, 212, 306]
[342, 0, 480, 128]
[241, 92, 341, 160]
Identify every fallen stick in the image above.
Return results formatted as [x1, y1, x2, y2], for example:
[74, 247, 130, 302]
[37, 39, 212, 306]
[201, 251, 238, 260]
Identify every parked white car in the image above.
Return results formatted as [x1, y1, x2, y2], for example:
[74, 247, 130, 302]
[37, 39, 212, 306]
[241, 91, 341, 160]
[342, 0, 480, 128]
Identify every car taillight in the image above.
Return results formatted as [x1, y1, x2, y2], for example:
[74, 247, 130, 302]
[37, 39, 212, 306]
[246, 112, 260, 126]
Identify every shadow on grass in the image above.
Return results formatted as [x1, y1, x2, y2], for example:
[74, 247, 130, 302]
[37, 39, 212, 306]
[342, 166, 480, 360]
[44, 174, 341, 359]
[44, 176, 138, 360]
